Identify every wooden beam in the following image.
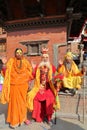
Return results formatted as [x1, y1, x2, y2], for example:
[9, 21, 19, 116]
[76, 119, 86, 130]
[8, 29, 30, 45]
[19, 0, 26, 18]
[66, 7, 82, 42]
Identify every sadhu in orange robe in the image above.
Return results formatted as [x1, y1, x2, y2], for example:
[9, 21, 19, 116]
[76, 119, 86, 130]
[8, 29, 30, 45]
[0, 57, 33, 128]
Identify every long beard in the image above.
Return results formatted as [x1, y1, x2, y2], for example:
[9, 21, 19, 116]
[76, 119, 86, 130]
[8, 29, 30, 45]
[65, 62, 72, 71]
[39, 61, 50, 68]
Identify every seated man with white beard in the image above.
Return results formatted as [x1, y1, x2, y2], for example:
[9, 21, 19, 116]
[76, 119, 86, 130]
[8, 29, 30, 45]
[57, 51, 82, 95]
[27, 47, 59, 125]
[32, 47, 56, 78]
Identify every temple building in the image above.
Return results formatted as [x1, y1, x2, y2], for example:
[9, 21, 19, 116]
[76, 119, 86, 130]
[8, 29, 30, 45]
[0, 0, 87, 67]
[0, 0, 87, 121]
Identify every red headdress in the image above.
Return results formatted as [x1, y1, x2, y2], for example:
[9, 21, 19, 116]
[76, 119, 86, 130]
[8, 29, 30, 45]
[41, 47, 49, 57]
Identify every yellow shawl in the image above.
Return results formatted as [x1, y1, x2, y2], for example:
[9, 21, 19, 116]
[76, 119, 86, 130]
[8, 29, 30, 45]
[0, 58, 13, 104]
[27, 65, 57, 111]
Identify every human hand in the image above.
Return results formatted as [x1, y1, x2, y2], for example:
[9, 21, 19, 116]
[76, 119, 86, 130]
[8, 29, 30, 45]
[31, 60, 36, 69]
[2, 57, 7, 64]
[58, 59, 63, 65]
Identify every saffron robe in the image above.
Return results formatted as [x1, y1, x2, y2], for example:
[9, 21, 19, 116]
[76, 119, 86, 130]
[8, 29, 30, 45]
[0, 57, 33, 127]
[58, 61, 82, 89]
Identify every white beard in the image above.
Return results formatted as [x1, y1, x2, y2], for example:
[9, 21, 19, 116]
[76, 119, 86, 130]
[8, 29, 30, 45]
[39, 61, 50, 68]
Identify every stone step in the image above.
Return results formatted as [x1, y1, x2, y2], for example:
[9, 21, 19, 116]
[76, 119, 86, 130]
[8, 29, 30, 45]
[58, 89, 87, 120]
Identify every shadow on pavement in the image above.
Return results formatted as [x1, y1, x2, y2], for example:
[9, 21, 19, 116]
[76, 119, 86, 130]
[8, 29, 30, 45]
[49, 118, 85, 130]
[0, 103, 86, 130]
[0, 103, 8, 122]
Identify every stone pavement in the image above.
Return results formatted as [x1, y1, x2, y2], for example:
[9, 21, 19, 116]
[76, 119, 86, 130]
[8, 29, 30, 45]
[0, 103, 87, 130]
[0, 116, 87, 130]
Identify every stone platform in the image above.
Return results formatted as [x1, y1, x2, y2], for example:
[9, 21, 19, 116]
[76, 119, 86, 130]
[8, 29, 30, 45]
[57, 88, 87, 123]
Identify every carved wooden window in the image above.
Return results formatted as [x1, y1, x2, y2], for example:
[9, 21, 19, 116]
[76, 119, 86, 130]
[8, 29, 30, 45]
[20, 40, 49, 56]
[0, 39, 6, 52]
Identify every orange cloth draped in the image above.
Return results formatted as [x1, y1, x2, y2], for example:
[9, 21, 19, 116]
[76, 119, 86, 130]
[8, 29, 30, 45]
[0, 57, 33, 127]
[27, 65, 58, 112]
[7, 83, 28, 127]
[58, 61, 82, 77]
[58, 61, 82, 89]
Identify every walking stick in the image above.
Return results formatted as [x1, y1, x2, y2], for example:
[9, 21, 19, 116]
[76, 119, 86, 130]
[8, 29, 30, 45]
[54, 94, 60, 124]
[54, 109, 57, 124]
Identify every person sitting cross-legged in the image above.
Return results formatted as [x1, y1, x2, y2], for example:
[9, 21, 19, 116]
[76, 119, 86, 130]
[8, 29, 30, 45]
[27, 47, 58, 125]
[57, 51, 83, 96]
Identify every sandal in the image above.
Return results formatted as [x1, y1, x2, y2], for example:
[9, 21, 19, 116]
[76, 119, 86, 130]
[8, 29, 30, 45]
[24, 119, 31, 125]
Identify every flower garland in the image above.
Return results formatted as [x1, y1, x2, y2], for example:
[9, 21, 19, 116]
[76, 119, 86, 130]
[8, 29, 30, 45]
[54, 72, 64, 82]
[13, 58, 26, 74]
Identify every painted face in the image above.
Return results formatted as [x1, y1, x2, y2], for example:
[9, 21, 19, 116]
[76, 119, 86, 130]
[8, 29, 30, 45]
[15, 49, 23, 60]
[42, 54, 49, 62]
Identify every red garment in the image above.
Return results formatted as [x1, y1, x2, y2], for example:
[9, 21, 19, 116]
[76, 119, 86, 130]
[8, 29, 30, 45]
[32, 64, 56, 122]
[52, 64, 56, 73]
[2, 66, 6, 77]
[32, 64, 56, 78]
[32, 65, 38, 78]
[32, 83, 55, 122]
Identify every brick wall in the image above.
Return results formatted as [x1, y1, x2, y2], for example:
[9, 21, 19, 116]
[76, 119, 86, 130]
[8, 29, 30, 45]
[6, 26, 66, 64]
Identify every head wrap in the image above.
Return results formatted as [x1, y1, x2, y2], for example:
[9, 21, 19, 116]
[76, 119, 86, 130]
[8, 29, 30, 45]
[41, 47, 49, 57]
[64, 52, 73, 59]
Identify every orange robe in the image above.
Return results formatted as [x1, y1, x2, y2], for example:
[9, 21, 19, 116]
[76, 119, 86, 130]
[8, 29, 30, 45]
[0, 57, 33, 127]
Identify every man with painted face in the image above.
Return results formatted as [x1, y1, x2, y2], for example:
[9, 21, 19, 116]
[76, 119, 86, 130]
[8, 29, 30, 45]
[0, 48, 33, 128]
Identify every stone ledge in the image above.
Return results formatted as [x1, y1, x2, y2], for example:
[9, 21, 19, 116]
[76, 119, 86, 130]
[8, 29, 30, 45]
[58, 89, 87, 120]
